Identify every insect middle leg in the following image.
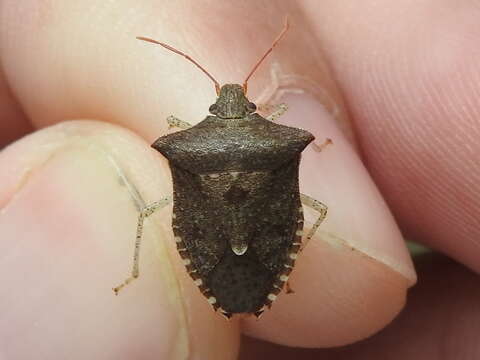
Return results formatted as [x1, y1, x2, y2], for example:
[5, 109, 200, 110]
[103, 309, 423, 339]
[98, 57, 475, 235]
[300, 194, 328, 250]
[167, 115, 192, 130]
[113, 196, 171, 294]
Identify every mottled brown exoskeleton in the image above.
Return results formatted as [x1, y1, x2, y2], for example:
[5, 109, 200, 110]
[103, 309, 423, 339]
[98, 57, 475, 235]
[114, 20, 331, 318]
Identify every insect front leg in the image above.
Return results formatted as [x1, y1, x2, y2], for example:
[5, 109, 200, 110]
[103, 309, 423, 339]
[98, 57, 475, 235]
[312, 138, 333, 153]
[113, 196, 171, 294]
[167, 115, 192, 130]
[299, 194, 328, 250]
[259, 103, 288, 122]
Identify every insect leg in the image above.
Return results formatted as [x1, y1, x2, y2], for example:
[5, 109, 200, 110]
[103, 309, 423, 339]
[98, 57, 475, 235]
[285, 281, 295, 294]
[113, 196, 171, 294]
[299, 194, 328, 250]
[312, 138, 333, 152]
[265, 103, 288, 122]
[167, 115, 192, 130]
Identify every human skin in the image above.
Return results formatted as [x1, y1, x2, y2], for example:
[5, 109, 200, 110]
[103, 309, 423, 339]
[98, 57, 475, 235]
[0, 1, 479, 359]
[239, 254, 480, 359]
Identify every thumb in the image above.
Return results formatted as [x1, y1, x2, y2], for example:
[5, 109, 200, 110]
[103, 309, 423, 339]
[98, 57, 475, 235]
[0, 121, 239, 359]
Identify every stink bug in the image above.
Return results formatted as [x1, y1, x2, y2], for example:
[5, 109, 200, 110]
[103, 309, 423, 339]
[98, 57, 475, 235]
[114, 19, 331, 318]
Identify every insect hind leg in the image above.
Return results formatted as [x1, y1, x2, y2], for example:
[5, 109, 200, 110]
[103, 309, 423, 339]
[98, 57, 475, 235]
[299, 194, 328, 250]
[113, 196, 171, 294]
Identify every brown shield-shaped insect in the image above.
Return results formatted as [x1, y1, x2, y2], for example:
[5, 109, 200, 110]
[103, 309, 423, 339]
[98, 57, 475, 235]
[114, 19, 331, 318]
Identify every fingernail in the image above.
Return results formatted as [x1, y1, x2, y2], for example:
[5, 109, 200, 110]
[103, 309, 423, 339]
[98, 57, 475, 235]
[279, 92, 417, 285]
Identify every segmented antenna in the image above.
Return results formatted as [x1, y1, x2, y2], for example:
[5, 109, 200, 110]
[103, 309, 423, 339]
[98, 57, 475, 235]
[137, 36, 221, 95]
[243, 17, 290, 94]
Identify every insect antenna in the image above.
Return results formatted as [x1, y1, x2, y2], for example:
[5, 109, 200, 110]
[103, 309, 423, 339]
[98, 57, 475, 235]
[242, 17, 290, 94]
[137, 36, 221, 95]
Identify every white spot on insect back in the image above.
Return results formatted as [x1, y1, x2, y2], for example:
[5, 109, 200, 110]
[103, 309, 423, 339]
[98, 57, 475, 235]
[295, 230, 303, 236]
[194, 278, 203, 286]
[289, 253, 298, 260]
[280, 274, 289, 282]
[268, 294, 277, 301]
[183, 258, 191, 265]
[174, 236, 182, 243]
[208, 296, 217, 304]
[231, 243, 248, 256]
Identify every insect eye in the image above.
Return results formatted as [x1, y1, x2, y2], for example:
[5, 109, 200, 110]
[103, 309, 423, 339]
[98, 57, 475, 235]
[247, 102, 257, 112]
[209, 104, 218, 114]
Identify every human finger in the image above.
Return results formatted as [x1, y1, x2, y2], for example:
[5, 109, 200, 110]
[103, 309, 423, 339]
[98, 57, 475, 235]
[302, 0, 480, 273]
[0, 121, 239, 359]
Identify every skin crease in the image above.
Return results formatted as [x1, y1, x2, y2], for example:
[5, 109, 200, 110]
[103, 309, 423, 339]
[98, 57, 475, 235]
[0, 0, 479, 359]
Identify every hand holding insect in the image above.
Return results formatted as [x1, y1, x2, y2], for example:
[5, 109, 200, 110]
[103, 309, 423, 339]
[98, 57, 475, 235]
[5, 2, 475, 358]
